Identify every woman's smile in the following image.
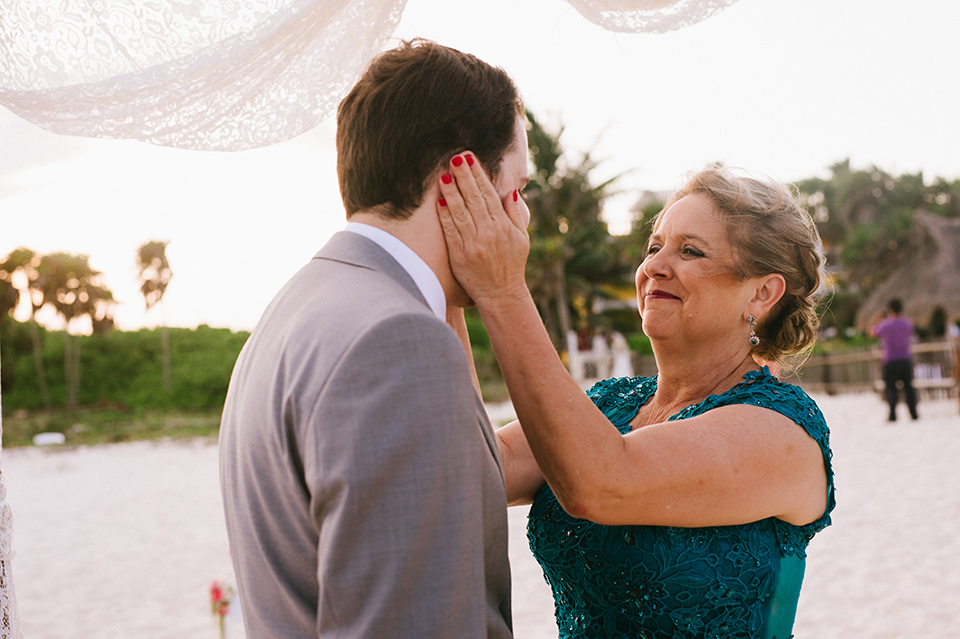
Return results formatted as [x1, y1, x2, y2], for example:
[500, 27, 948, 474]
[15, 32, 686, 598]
[646, 289, 680, 301]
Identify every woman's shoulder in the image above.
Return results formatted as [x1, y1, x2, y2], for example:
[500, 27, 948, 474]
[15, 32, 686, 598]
[717, 367, 836, 554]
[586, 374, 657, 427]
[720, 367, 824, 421]
[681, 366, 831, 447]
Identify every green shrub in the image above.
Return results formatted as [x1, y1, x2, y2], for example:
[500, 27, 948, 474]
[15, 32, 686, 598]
[0, 321, 249, 412]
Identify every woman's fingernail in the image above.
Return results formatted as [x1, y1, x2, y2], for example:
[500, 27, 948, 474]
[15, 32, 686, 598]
[452, 156, 463, 167]
[439, 197, 447, 207]
[513, 190, 518, 202]
[442, 173, 453, 185]
[465, 154, 474, 167]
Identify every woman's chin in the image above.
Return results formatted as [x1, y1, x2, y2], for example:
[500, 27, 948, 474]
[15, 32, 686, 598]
[640, 317, 671, 341]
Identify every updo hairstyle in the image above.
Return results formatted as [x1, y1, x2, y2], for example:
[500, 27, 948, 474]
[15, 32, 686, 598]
[662, 166, 827, 365]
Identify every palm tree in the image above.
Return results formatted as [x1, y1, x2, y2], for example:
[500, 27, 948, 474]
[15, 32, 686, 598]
[136, 240, 173, 391]
[523, 111, 626, 351]
[37, 252, 114, 411]
[0, 248, 52, 410]
[0, 278, 18, 323]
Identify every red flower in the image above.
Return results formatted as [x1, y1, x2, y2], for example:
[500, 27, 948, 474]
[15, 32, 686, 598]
[209, 579, 235, 639]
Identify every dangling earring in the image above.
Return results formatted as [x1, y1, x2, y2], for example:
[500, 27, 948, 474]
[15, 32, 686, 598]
[747, 315, 760, 346]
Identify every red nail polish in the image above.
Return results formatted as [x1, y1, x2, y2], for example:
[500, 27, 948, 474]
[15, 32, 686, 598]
[441, 173, 452, 185]
[439, 197, 447, 207]
[513, 190, 518, 202]
[452, 156, 463, 167]
[466, 154, 474, 167]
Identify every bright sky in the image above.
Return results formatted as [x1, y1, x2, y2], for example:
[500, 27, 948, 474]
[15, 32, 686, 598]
[2, 0, 959, 333]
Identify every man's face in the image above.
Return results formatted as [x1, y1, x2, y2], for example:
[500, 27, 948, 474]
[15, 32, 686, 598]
[448, 115, 530, 308]
[493, 116, 531, 226]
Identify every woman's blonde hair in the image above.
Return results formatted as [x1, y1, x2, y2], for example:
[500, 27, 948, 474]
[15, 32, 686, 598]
[660, 165, 826, 366]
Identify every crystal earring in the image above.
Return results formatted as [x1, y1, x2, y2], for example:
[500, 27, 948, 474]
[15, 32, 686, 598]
[747, 315, 760, 346]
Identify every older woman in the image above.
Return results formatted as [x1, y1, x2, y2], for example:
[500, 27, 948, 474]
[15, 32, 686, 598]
[439, 163, 835, 639]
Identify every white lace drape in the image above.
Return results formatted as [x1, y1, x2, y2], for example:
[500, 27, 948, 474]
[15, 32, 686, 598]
[0, 1, 738, 635]
[565, 0, 741, 33]
[0, 0, 740, 151]
[0, 355, 21, 639]
[0, 0, 411, 151]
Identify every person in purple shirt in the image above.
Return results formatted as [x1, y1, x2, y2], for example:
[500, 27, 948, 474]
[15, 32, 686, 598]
[868, 298, 918, 421]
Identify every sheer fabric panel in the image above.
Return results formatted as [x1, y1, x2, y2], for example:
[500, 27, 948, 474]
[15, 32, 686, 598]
[0, 355, 23, 639]
[0, 0, 739, 150]
[0, 0, 409, 150]
[564, 0, 741, 33]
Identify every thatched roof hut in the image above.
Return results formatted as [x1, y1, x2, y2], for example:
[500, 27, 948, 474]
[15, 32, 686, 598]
[855, 211, 960, 332]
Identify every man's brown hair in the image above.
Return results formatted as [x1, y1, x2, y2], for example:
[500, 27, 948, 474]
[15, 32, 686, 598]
[337, 39, 524, 219]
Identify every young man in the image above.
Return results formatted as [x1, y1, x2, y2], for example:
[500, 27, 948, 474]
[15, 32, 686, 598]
[219, 39, 528, 638]
[869, 298, 919, 421]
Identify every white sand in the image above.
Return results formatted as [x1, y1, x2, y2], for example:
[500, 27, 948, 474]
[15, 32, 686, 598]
[4, 393, 960, 638]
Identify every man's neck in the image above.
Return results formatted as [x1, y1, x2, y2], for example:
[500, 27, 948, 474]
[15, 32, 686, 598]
[349, 205, 459, 305]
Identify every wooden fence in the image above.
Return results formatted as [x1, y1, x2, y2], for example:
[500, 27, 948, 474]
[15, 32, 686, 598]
[631, 341, 960, 399]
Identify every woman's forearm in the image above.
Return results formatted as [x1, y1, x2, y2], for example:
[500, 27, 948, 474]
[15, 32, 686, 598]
[446, 305, 481, 394]
[496, 420, 545, 506]
[436, 152, 623, 515]
[479, 292, 624, 517]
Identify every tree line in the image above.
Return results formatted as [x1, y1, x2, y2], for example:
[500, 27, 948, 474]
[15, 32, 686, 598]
[0, 322, 247, 413]
[4, 114, 960, 413]
[522, 118, 960, 346]
[0, 241, 172, 411]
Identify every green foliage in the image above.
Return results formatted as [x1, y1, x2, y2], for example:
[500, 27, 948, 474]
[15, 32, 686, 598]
[796, 160, 960, 301]
[0, 320, 37, 396]
[1, 321, 248, 412]
[524, 110, 630, 350]
[839, 207, 915, 290]
[626, 332, 653, 356]
[596, 305, 642, 338]
[463, 308, 508, 402]
[6, 155, 960, 435]
[1, 407, 223, 448]
[817, 290, 865, 335]
[617, 196, 665, 267]
[37, 251, 115, 331]
[136, 240, 173, 311]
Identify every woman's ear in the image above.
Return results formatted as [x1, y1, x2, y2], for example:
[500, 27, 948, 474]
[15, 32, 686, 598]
[750, 274, 786, 317]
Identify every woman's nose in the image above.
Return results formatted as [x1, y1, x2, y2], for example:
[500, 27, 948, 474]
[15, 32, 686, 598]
[640, 251, 670, 280]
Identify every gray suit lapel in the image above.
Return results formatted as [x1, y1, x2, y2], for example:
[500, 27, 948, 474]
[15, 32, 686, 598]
[314, 231, 428, 310]
[316, 232, 505, 475]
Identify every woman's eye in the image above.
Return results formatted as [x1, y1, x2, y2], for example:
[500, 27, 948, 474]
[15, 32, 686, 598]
[682, 246, 704, 257]
[645, 245, 661, 256]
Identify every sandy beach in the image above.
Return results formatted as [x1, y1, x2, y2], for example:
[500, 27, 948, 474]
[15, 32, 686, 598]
[5, 392, 960, 638]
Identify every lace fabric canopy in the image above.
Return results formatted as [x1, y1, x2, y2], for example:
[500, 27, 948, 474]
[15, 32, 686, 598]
[0, 0, 411, 151]
[566, 0, 741, 33]
[0, 1, 739, 637]
[0, 0, 740, 151]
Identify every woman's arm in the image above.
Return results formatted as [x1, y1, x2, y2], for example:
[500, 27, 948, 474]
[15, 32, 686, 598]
[867, 310, 884, 338]
[446, 305, 481, 394]
[496, 420, 545, 506]
[437, 154, 828, 529]
[448, 306, 545, 504]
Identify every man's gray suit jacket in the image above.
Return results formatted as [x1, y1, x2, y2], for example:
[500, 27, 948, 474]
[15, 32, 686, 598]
[220, 231, 513, 638]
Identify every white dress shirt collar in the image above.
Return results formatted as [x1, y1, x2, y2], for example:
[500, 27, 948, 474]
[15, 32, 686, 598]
[344, 222, 446, 321]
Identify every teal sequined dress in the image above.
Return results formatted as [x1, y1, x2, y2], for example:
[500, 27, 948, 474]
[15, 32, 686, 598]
[527, 367, 835, 639]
